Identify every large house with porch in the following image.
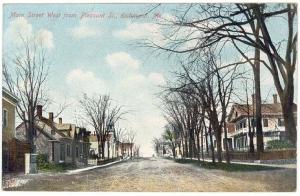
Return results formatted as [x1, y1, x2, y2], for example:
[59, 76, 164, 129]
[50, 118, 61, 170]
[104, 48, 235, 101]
[227, 94, 297, 151]
[16, 105, 91, 166]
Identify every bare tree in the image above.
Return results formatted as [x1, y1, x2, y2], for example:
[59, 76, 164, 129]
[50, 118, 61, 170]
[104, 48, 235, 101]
[3, 36, 50, 153]
[79, 94, 126, 160]
[152, 137, 162, 156]
[146, 3, 297, 146]
[126, 129, 136, 158]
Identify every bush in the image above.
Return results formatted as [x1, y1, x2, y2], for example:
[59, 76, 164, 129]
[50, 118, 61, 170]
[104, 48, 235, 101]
[37, 154, 48, 168]
[266, 140, 295, 150]
[37, 154, 76, 172]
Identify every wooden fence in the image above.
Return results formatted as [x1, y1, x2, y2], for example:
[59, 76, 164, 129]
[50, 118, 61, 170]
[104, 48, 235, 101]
[3, 138, 31, 173]
[222, 149, 296, 161]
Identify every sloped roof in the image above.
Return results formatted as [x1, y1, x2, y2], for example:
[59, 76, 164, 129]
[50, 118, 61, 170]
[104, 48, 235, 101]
[54, 123, 72, 130]
[2, 87, 19, 104]
[16, 116, 71, 141]
[228, 102, 297, 123]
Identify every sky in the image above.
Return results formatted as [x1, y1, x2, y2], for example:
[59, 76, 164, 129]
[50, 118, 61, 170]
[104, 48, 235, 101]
[2, 3, 297, 157]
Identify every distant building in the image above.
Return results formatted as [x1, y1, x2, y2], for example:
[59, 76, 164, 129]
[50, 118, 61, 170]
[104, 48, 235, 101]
[16, 105, 90, 166]
[227, 94, 297, 151]
[88, 131, 119, 160]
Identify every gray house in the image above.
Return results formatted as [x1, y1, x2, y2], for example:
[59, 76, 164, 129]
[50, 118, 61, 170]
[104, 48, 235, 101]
[16, 105, 90, 166]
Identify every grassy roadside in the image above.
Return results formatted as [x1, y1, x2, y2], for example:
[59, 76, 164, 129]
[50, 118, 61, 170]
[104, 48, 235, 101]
[38, 162, 77, 172]
[173, 158, 281, 172]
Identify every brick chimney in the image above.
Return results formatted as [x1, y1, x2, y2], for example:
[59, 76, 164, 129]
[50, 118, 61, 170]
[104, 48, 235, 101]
[37, 105, 43, 117]
[273, 94, 278, 104]
[59, 117, 62, 124]
[49, 112, 53, 122]
[251, 94, 256, 106]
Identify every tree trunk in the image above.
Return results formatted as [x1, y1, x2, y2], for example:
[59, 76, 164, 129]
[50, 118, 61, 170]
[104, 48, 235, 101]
[201, 127, 204, 162]
[172, 145, 176, 159]
[189, 129, 194, 159]
[247, 116, 255, 153]
[223, 122, 230, 164]
[215, 128, 222, 163]
[208, 125, 215, 163]
[184, 134, 188, 158]
[98, 141, 101, 158]
[204, 126, 209, 155]
[281, 76, 296, 144]
[254, 50, 264, 155]
[107, 141, 110, 160]
[196, 132, 200, 162]
[28, 108, 35, 153]
[246, 92, 255, 153]
[101, 142, 105, 159]
[253, 18, 264, 155]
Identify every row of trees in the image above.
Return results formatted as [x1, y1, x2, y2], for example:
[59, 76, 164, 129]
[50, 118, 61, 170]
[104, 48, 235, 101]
[154, 50, 238, 163]
[149, 3, 297, 163]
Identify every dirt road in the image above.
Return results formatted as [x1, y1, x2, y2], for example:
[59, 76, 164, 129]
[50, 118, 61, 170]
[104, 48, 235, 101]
[3, 157, 296, 191]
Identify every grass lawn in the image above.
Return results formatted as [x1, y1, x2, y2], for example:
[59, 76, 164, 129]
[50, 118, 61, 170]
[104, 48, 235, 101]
[174, 158, 281, 172]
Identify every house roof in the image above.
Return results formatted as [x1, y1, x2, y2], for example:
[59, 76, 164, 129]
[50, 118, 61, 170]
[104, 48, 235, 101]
[55, 123, 72, 131]
[2, 87, 19, 104]
[16, 115, 72, 141]
[228, 102, 297, 123]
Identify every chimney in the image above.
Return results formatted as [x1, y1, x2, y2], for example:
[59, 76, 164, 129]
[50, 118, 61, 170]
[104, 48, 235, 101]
[49, 112, 53, 122]
[251, 94, 256, 106]
[37, 105, 43, 117]
[273, 94, 278, 104]
[59, 117, 62, 124]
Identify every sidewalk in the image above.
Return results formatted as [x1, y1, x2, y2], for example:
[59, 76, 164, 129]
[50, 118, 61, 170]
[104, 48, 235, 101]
[67, 158, 125, 174]
[177, 157, 296, 169]
[2, 159, 127, 189]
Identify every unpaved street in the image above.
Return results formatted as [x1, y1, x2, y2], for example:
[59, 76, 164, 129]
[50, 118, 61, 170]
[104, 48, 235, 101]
[3, 158, 296, 191]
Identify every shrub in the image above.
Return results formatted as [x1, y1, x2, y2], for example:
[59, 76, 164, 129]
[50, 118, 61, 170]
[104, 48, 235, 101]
[37, 154, 49, 169]
[266, 140, 295, 150]
[37, 154, 76, 172]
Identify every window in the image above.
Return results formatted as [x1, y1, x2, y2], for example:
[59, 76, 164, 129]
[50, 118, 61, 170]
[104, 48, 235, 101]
[76, 146, 79, 158]
[60, 143, 65, 161]
[66, 145, 71, 157]
[251, 118, 256, 128]
[278, 118, 284, 127]
[263, 119, 268, 127]
[2, 109, 8, 128]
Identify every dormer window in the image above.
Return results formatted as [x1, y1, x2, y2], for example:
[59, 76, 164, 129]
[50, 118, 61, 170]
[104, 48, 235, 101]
[51, 129, 55, 135]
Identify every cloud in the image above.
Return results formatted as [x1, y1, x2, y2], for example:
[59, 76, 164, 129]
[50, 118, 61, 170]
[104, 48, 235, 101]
[120, 73, 146, 88]
[5, 17, 32, 45]
[113, 22, 165, 44]
[4, 17, 54, 49]
[148, 72, 166, 86]
[66, 68, 107, 95]
[36, 29, 54, 49]
[105, 52, 141, 70]
[70, 25, 101, 39]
